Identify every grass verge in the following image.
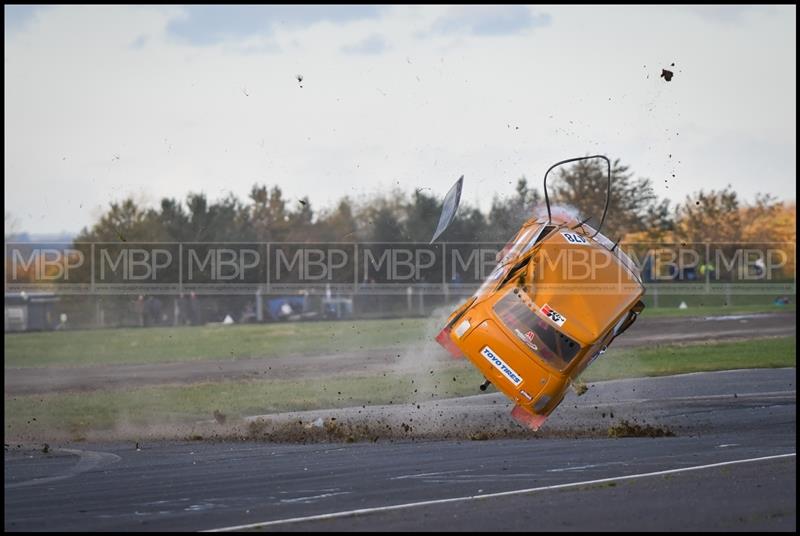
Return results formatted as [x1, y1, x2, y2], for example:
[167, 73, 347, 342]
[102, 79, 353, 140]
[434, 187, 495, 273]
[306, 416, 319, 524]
[3, 318, 431, 367]
[638, 303, 794, 318]
[5, 304, 793, 368]
[4, 336, 794, 441]
[583, 336, 796, 381]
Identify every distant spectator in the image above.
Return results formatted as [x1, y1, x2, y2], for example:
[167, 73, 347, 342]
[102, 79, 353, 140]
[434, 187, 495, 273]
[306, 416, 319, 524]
[278, 301, 293, 320]
[698, 262, 716, 280]
[145, 296, 163, 326]
[753, 258, 766, 278]
[134, 295, 145, 327]
[186, 292, 199, 325]
[240, 302, 256, 323]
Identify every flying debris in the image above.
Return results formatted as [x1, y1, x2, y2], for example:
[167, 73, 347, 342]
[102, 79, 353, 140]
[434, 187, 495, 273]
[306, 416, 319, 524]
[432, 156, 646, 431]
[296, 74, 304, 88]
[429, 175, 463, 244]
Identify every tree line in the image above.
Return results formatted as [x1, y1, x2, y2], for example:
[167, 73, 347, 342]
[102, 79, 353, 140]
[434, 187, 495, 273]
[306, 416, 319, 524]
[75, 158, 795, 247]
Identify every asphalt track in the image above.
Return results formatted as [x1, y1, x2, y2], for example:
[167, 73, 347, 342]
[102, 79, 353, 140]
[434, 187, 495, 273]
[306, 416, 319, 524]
[4, 368, 796, 531]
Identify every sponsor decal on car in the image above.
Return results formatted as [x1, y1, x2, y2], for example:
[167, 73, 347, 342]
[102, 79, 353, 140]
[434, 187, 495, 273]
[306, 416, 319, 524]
[454, 319, 471, 338]
[540, 303, 566, 326]
[525, 330, 535, 341]
[561, 231, 589, 245]
[514, 329, 539, 351]
[481, 346, 523, 386]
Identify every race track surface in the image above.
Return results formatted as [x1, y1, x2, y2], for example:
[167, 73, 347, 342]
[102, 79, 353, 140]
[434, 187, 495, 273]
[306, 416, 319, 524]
[5, 368, 796, 531]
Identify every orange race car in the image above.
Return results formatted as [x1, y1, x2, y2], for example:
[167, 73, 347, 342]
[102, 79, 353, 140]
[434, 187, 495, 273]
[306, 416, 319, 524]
[432, 156, 645, 430]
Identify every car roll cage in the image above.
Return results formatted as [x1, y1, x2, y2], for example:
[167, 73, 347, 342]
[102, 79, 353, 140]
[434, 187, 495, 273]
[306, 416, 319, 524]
[542, 155, 612, 239]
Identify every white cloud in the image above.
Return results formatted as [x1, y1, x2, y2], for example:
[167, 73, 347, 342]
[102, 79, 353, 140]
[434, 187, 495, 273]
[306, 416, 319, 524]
[426, 5, 551, 37]
[4, 5, 796, 234]
[341, 34, 389, 55]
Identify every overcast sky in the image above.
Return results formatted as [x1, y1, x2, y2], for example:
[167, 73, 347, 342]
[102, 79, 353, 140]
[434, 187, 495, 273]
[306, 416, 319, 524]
[4, 4, 796, 235]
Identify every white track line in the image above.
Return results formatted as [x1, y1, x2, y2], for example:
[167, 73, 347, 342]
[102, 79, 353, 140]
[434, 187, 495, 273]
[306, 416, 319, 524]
[204, 452, 796, 532]
[5, 448, 121, 489]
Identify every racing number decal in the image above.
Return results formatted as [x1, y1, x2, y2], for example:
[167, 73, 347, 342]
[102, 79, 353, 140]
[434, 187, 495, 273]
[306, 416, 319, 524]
[540, 303, 567, 326]
[561, 232, 589, 245]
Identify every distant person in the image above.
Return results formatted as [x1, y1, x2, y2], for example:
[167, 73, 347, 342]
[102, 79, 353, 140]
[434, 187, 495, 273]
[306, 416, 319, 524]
[698, 262, 715, 280]
[753, 258, 766, 278]
[187, 292, 199, 325]
[278, 301, 293, 321]
[134, 295, 145, 327]
[240, 302, 256, 323]
[144, 296, 163, 326]
[153, 296, 163, 324]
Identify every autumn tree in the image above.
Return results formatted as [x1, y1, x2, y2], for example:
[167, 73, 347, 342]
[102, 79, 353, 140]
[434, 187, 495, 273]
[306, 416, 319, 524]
[249, 185, 292, 242]
[403, 190, 442, 242]
[549, 158, 660, 242]
[314, 198, 359, 242]
[674, 187, 743, 243]
[76, 198, 161, 243]
[486, 177, 542, 241]
[741, 195, 796, 243]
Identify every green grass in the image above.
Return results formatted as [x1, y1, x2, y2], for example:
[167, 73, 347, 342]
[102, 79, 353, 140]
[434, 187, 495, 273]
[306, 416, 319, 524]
[583, 336, 796, 382]
[639, 303, 795, 318]
[5, 302, 793, 368]
[639, 289, 793, 309]
[3, 318, 433, 368]
[5, 336, 794, 440]
[4, 365, 482, 439]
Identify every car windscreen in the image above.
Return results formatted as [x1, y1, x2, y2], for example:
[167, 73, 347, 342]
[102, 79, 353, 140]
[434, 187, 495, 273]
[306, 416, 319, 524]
[493, 289, 582, 371]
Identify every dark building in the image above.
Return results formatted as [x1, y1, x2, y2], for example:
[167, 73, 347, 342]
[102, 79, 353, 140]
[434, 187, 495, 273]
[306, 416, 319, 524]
[5, 292, 60, 332]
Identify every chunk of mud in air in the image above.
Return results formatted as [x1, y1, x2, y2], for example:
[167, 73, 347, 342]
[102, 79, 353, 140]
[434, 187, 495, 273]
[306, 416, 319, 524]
[306, 417, 324, 429]
[572, 381, 589, 396]
[660, 69, 674, 82]
[607, 420, 675, 438]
